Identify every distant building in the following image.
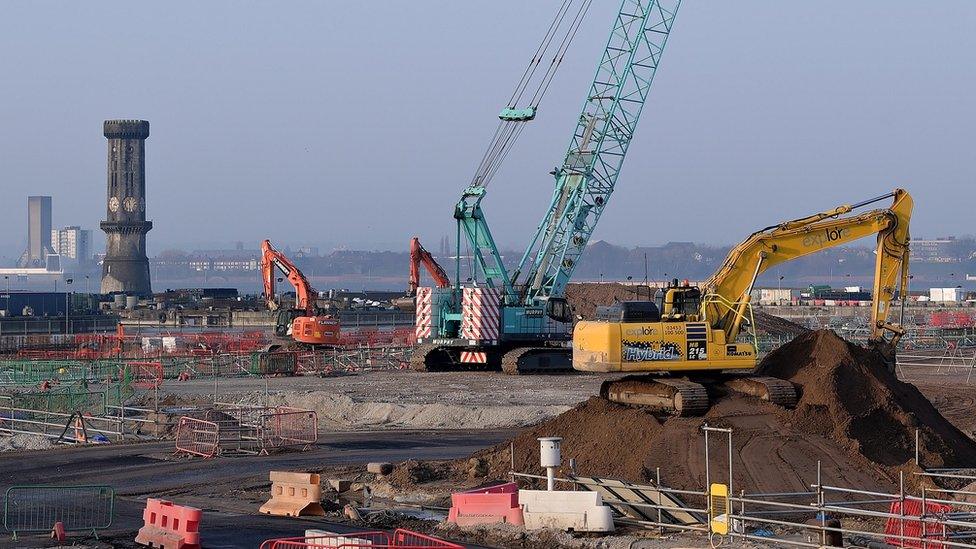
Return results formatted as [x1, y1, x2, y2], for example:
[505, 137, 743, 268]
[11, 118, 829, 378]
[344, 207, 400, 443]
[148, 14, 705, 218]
[164, 249, 261, 272]
[51, 226, 93, 265]
[18, 196, 54, 268]
[911, 237, 959, 263]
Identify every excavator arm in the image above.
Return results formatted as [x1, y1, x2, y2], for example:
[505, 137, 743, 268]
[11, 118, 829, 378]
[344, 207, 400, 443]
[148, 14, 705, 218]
[260, 239, 318, 315]
[705, 189, 913, 347]
[408, 237, 450, 295]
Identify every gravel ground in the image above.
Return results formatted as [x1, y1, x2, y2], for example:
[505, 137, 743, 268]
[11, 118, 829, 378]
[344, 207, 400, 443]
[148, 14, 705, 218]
[149, 370, 607, 430]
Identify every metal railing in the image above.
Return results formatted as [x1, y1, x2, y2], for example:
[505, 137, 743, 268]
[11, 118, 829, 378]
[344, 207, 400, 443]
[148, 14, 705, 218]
[3, 485, 114, 539]
[508, 425, 976, 548]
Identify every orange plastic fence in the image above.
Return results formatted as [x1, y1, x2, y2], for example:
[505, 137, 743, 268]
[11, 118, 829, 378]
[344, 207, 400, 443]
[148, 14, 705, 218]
[884, 499, 952, 549]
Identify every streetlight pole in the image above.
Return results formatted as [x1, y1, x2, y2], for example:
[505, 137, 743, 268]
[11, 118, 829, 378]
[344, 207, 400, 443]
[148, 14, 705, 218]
[65, 278, 73, 335]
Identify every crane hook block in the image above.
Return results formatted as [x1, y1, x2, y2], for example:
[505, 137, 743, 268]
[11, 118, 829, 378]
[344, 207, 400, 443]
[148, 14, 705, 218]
[499, 106, 537, 121]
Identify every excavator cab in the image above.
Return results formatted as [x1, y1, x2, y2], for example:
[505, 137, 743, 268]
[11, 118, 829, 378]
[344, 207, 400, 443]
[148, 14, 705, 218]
[659, 280, 702, 322]
[274, 309, 302, 337]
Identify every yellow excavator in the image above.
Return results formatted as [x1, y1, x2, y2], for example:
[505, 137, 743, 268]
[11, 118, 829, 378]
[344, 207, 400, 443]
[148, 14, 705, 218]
[573, 189, 913, 415]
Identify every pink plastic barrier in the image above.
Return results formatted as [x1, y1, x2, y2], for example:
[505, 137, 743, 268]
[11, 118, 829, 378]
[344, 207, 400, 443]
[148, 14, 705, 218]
[448, 482, 523, 526]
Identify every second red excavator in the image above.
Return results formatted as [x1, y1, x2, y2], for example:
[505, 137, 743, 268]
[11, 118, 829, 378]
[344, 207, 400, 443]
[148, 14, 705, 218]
[260, 239, 340, 346]
[395, 237, 451, 311]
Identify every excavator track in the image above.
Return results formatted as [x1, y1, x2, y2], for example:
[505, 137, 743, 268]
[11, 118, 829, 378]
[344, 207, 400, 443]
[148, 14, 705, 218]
[722, 376, 798, 408]
[601, 377, 710, 417]
[501, 347, 573, 375]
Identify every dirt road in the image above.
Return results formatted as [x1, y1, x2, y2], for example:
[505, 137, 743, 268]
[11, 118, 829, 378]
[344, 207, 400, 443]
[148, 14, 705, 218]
[0, 429, 512, 548]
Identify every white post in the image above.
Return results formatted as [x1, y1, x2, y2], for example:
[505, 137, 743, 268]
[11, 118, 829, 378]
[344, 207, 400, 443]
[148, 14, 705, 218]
[538, 437, 562, 491]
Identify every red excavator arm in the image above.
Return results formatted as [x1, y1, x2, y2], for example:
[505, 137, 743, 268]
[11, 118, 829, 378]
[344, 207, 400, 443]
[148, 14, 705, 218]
[261, 239, 317, 315]
[409, 237, 450, 295]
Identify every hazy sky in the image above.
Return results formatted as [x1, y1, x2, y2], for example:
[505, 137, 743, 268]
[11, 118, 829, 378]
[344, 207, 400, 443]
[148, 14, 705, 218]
[1, 2, 973, 260]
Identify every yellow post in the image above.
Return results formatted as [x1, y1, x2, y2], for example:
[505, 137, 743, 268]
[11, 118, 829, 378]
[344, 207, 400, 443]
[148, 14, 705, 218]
[709, 483, 730, 535]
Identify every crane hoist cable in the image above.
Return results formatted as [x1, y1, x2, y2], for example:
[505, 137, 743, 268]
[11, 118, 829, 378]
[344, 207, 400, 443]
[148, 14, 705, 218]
[509, 0, 575, 107]
[470, 0, 594, 189]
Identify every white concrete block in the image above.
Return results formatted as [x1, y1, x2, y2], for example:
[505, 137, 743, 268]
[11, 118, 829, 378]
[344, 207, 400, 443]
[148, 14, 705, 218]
[519, 489, 614, 532]
[304, 529, 374, 547]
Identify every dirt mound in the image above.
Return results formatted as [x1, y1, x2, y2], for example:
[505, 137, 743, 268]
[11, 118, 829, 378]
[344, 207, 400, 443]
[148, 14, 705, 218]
[468, 330, 976, 493]
[753, 311, 809, 337]
[565, 283, 651, 319]
[472, 397, 663, 482]
[757, 330, 976, 469]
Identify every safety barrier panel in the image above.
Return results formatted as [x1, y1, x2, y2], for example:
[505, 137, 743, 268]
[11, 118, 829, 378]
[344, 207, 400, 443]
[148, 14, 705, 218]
[272, 407, 318, 448]
[174, 416, 219, 458]
[259, 471, 325, 517]
[884, 499, 952, 548]
[250, 351, 299, 375]
[135, 498, 201, 549]
[3, 485, 114, 539]
[448, 482, 523, 526]
[177, 407, 317, 457]
[260, 529, 464, 549]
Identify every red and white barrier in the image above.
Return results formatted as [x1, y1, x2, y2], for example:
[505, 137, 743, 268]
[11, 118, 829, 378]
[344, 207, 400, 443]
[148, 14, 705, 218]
[415, 287, 434, 339]
[261, 529, 463, 549]
[461, 287, 500, 342]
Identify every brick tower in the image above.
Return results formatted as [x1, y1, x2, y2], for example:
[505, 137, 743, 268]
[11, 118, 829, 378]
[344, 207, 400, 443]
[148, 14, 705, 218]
[100, 120, 153, 296]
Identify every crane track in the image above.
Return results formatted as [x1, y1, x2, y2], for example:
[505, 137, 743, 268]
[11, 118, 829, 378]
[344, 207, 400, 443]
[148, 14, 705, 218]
[501, 347, 573, 375]
[409, 344, 443, 372]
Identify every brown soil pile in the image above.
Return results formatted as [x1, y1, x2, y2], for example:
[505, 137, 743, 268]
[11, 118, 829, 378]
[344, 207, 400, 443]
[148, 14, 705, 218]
[753, 311, 809, 337]
[471, 397, 663, 482]
[757, 330, 976, 470]
[468, 330, 976, 494]
[564, 283, 652, 319]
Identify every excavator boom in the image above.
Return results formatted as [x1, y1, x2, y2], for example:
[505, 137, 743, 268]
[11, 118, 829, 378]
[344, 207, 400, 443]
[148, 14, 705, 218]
[408, 237, 450, 295]
[261, 239, 317, 315]
[705, 189, 912, 345]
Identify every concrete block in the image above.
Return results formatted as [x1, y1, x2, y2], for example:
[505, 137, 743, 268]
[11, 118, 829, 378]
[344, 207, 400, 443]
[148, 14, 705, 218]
[305, 529, 371, 546]
[519, 489, 614, 532]
[367, 462, 393, 475]
[327, 479, 353, 493]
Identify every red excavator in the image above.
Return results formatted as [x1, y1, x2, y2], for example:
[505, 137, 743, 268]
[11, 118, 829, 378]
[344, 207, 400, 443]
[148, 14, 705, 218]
[260, 239, 340, 346]
[395, 237, 451, 311]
